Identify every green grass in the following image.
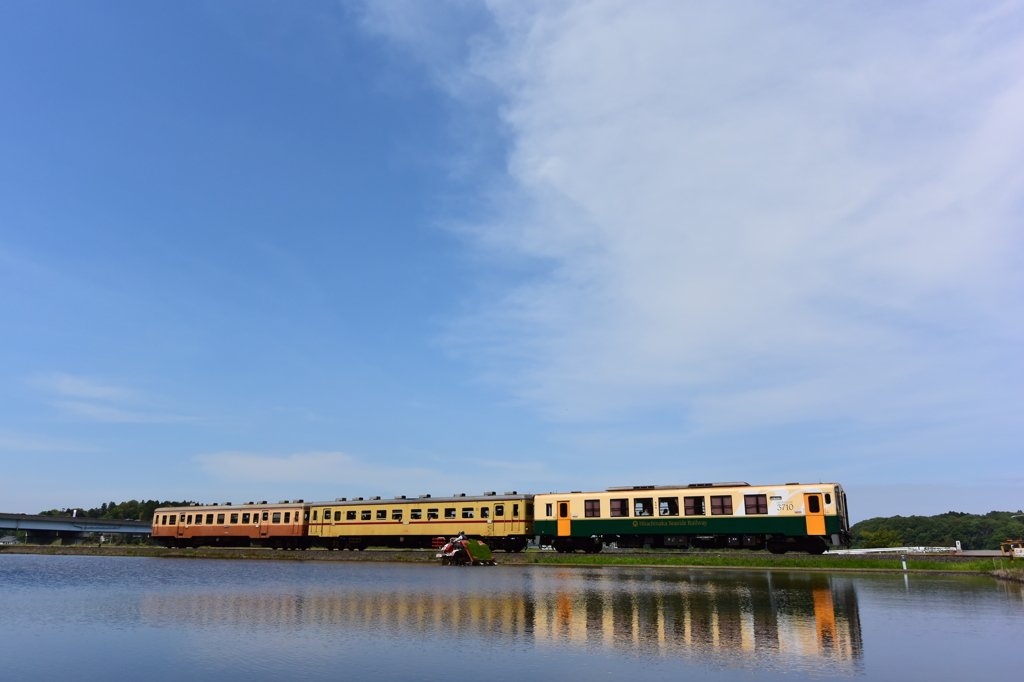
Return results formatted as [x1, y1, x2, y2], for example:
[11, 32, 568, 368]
[525, 553, 994, 572]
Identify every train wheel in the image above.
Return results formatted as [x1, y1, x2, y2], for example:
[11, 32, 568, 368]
[767, 539, 788, 555]
[806, 538, 827, 555]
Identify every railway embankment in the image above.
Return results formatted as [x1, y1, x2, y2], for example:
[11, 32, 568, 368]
[0, 544, 1010, 576]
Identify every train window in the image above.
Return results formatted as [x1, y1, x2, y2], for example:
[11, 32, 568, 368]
[392, 510, 403, 520]
[272, 512, 281, 524]
[495, 504, 505, 517]
[323, 509, 330, 520]
[169, 515, 176, 525]
[347, 511, 356, 520]
[312, 511, 318, 521]
[824, 493, 832, 505]
[513, 504, 520, 518]
[807, 496, 821, 514]
[161, 515, 167, 525]
[445, 508, 456, 519]
[411, 509, 422, 520]
[242, 513, 250, 524]
[545, 504, 553, 517]
[633, 498, 653, 517]
[262, 512, 268, 521]
[427, 509, 439, 520]
[526, 503, 533, 516]
[361, 510, 371, 521]
[744, 495, 768, 515]
[217, 514, 225, 525]
[187, 515, 193, 524]
[710, 496, 733, 515]
[658, 497, 679, 516]
[194, 514, 202, 525]
[585, 500, 601, 517]
[684, 497, 705, 516]
[462, 508, 475, 519]
[610, 499, 629, 517]
[304, 512, 309, 521]
[376, 510, 387, 520]
[334, 511, 341, 522]
[284, 512, 291, 524]
[480, 507, 490, 519]
[230, 513, 239, 524]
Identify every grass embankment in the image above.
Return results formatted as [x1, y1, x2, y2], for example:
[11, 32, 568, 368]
[992, 568, 1024, 583]
[526, 553, 995, 572]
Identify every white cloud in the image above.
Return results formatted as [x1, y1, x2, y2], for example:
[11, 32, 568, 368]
[0, 429, 97, 452]
[31, 373, 137, 401]
[30, 373, 189, 423]
[195, 451, 450, 491]
[194, 450, 569, 497]
[55, 401, 188, 424]
[368, 0, 1024, 464]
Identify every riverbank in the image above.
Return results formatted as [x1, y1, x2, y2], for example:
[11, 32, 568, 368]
[992, 567, 1024, 583]
[0, 544, 1003, 575]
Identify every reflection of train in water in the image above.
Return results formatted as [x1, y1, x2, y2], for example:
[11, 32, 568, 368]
[151, 481, 850, 554]
[139, 569, 863, 672]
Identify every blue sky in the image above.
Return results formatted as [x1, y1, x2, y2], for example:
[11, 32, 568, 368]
[2, 1, 1022, 521]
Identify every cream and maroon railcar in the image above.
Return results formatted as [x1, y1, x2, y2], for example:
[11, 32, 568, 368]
[152, 500, 311, 549]
[535, 482, 850, 554]
[308, 492, 534, 552]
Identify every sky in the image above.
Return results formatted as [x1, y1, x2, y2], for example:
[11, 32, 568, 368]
[1, 1, 1022, 522]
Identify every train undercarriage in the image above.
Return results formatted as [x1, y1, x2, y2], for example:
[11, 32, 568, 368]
[544, 533, 835, 555]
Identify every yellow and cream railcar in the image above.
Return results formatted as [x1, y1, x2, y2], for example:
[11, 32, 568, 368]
[535, 482, 850, 554]
[152, 500, 311, 549]
[308, 492, 534, 552]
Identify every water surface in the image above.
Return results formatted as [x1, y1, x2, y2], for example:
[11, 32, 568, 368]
[0, 555, 1020, 680]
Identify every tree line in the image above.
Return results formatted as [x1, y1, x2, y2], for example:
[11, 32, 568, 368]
[38, 500, 197, 523]
[850, 510, 1024, 550]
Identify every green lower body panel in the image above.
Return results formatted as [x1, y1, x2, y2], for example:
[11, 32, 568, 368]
[536, 515, 840, 537]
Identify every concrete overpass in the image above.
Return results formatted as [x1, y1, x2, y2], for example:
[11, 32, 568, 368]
[0, 512, 151, 545]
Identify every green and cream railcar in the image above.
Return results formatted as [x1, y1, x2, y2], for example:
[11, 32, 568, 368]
[535, 483, 850, 554]
[308, 493, 535, 552]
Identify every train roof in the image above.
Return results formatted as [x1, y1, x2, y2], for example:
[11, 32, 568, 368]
[537, 482, 843, 495]
[154, 500, 310, 512]
[310, 492, 534, 507]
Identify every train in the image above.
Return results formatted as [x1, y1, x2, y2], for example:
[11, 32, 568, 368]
[151, 480, 850, 555]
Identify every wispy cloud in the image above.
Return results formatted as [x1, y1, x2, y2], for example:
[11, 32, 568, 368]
[31, 373, 138, 401]
[0, 429, 98, 453]
[368, 1, 1024, 465]
[195, 451, 450, 492]
[31, 373, 189, 424]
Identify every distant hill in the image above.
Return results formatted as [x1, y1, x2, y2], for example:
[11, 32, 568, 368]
[850, 510, 1024, 550]
[38, 500, 196, 523]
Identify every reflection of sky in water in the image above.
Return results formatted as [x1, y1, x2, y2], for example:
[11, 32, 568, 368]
[0, 556, 1021, 681]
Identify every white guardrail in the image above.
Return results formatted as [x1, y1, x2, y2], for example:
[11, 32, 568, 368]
[825, 546, 957, 555]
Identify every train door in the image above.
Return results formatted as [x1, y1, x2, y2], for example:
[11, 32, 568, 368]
[493, 503, 507, 538]
[176, 513, 184, 539]
[259, 509, 270, 540]
[557, 500, 571, 537]
[804, 494, 825, 535]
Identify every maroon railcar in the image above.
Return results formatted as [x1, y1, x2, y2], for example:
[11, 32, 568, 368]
[152, 501, 311, 549]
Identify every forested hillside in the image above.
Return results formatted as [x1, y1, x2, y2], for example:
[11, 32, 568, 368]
[850, 510, 1024, 550]
[38, 500, 196, 523]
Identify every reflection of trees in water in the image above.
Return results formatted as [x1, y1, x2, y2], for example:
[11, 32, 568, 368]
[140, 570, 861, 669]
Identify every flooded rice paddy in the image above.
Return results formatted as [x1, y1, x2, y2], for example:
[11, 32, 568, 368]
[0, 554, 1020, 681]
